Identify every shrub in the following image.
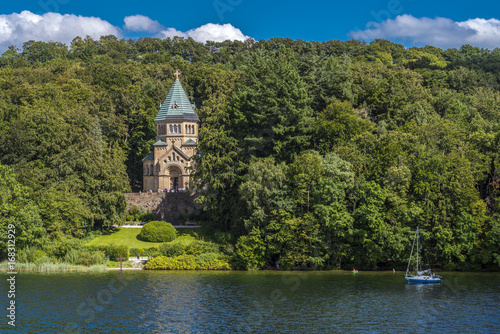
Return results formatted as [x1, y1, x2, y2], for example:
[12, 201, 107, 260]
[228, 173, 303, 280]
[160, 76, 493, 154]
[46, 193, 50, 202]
[144, 246, 160, 257]
[64, 248, 80, 264]
[129, 205, 140, 216]
[140, 213, 155, 222]
[159, 241, 186, 257]
[138, 221, 177, 242]
[214, 231, 232, 244]
[234, 228, 266, 270]
[184, 240, 220, 255]
[65, 248, 106, 265]
[79, 250, 105, 266]
[106, 245, 129, 261]
[158, 240, 220, 257]
[129, 246, 160, 257]
[46, 238, 85, 259]
[144, 255, 230, 270]
[35, 255, 52, 265]
[17, 246, 46, 263]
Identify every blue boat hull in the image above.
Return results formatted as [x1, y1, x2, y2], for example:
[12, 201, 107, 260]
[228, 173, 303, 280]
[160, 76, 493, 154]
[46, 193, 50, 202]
[405, 276, 441, 284]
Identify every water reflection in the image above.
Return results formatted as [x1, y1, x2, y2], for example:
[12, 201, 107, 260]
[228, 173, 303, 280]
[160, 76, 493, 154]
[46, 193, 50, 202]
[0, 271, 498, 333]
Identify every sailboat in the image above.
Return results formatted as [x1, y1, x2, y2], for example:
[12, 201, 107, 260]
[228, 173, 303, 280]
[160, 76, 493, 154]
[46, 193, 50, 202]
[405, 226, 441, 284]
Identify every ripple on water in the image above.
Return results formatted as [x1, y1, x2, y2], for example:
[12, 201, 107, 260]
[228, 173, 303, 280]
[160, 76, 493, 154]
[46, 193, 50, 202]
[0, 271, 498, 333]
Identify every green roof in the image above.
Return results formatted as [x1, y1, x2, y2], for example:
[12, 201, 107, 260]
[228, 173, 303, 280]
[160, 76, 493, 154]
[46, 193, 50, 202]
[142, 152, 154, 161]
[182, 138, 198, 146]
[153, 139, 167, 146]
[155, 79, 199, 122]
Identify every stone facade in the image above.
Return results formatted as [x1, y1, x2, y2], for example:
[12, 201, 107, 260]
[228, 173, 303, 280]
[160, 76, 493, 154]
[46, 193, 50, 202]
[125, 192, 198, 225]
[142, 71, 199, 192]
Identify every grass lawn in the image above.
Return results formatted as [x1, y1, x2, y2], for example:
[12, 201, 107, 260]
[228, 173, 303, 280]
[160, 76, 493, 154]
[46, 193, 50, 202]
[86, 227, 199, 248]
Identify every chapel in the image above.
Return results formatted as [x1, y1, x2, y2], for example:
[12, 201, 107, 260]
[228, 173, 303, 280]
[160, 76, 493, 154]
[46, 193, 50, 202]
[142, 71, 199, 192]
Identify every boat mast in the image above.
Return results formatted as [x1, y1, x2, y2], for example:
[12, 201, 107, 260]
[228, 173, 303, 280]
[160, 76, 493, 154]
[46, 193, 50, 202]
[416, 226, 419, 273]
[406, 227, 417, 277]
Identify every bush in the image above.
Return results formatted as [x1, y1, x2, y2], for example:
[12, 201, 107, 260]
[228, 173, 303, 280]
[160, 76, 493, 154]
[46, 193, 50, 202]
[64, 249, 80, 264]
[106, 245, 129, 261]
[129, 205, 140, 216]
[138, 221, 177, 242]
[45, 238, 85, 259]
[79, 250, 105, 266]
[144, 255, 230, 270]
[67, 248, 107, 265]
[140, 213, 155, 222]
[214, 231, 232, 244]
[234, 228, 266, 270]
[129, 246, 160, 257]
[17, 246, 46, 263]
[158, 239, 220, 257]
[126, 207, 154, 222]
[184, 240, 220, 255]
[159, 241, 186, 257]
[35, 255, 52, 265]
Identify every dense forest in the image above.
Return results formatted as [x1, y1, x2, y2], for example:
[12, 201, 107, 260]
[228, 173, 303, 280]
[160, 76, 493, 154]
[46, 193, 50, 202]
[1, 36, 500, 270]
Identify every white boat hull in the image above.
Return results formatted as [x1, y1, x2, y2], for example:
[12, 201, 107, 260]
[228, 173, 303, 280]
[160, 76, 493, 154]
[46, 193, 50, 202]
[405, 276, 441, 284]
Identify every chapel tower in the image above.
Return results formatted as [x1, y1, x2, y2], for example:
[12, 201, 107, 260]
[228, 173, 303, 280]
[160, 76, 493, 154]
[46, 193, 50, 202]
[142, 71, 199, 191]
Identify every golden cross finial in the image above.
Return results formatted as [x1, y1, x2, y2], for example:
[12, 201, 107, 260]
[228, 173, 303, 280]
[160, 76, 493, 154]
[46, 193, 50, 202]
[174, 70, 181, 80]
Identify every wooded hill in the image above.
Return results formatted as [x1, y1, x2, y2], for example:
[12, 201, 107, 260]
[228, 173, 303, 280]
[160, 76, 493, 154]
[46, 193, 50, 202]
[1, 36, 500, 270]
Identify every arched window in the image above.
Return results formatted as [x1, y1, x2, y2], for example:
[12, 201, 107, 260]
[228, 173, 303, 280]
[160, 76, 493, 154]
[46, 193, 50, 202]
[176, 156, 179, 161]
[170, 125, 173, 133]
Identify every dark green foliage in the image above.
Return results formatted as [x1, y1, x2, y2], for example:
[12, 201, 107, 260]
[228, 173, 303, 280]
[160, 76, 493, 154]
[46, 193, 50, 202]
[64, 248, 104, 266]
[138, 221, 177, 242]
[87, 244, 130, 261]
[1, 36, 500, 270]
[104, 244, 130, 261]
[159, 240, 220, 257]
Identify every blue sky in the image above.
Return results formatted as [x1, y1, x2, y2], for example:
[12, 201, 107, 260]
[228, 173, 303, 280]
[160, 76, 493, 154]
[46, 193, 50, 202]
[1, 0, 500, 52]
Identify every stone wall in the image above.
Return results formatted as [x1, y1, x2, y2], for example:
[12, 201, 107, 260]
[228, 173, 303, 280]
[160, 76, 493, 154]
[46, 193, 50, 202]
[125, 192, 199, 225]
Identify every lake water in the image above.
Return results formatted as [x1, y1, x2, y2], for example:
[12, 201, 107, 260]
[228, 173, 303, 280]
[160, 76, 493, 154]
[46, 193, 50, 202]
[1, 270, 499, 333]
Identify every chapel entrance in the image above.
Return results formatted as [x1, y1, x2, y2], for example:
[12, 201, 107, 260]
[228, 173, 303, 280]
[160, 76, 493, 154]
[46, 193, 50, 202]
[171, 177, 179, 190]
[169, 167, 182, 191]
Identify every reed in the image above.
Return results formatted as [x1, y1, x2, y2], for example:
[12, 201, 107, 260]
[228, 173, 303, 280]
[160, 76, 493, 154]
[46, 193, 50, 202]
[0, 261, 107, 272]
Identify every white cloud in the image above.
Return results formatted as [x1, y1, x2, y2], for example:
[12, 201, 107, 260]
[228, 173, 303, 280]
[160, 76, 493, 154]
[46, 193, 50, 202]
[158, 27, 189, 40]
[0, 11, 251, 53]
[0, 11, 120, 51]
[124, 15, 163, 33]
[158, 23, 250, 43]
[350, 14, 500, 49]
